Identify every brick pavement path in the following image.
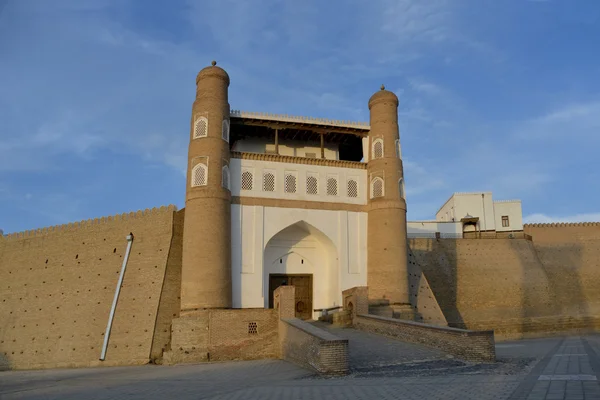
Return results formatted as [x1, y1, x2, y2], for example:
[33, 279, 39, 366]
[2, 334, 600, 399]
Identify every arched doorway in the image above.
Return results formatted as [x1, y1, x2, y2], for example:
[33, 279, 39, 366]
[264, 221, 337, 320]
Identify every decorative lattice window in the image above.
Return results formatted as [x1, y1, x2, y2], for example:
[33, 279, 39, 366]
[285, 172, 297, 194]
[326, 177, 338, 196]
[371, 177, 384, 198]
[241, 170, 253, 191]
[222, 119, 230, 142]
[222, 165, 230, 190]
[191, 163, 208, 187]
[305, 152, 317, 158]
[372, 138, 384, 159]
[398, 178, 405, 199]
[263, 172, 275, 192]
[248, 322, 258, 334]
[194, 117, 208, 139]
[347, 179, 358, 198]
[395, 139, 402, 159]
[306, 174, 318, 195]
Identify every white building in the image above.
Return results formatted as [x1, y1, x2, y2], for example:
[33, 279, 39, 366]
[406, 192, 524, 238]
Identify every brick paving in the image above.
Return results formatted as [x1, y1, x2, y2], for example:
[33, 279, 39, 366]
[2, 333, 600, 399]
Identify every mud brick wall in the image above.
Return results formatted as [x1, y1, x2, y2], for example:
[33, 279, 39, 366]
[0, 206, 178, 370]
[165, 308, 279, 365]
[279, 318, 348, 375]
[410, 224, 600, 340]
[354, 314, 495, 362]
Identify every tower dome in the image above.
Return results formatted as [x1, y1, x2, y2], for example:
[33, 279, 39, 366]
[368, 84, 399, 109]
[196, 61, 230, 86]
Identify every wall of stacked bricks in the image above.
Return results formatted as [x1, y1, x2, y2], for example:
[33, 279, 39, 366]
[406, 249, 448, 326]
[276, 285, 349, 375]
[410, 223, 600, 339]
[149, 209, 185, 362]
[279, 319, 349, 375]
[0, 206, 177, 370]
[164, 308, 279, 364]
[353, 314, 495, 362]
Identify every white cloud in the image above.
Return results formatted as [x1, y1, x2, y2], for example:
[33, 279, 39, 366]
[515, 101, 600, 140]
[524, 213, 600, 223]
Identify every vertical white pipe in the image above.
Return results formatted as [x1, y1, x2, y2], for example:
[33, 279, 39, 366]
[100, 233, 134, 361]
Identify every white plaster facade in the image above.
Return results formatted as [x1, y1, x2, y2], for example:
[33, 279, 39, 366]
[493, 200, 524, 232]
[230, 158, 367, 205]
[435, 192, 523, 233]
[231, 205, 367, 319]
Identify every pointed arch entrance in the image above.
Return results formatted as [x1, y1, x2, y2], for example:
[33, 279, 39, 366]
[264, 221, 337, 320]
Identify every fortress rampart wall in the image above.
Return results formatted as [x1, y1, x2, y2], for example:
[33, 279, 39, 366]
[0, 205, 179, 370]
[411, 223, 600, 339]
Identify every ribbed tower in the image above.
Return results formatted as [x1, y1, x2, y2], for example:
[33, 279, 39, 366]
[181, 61, 232, 312]
[366, 85, 413, 319]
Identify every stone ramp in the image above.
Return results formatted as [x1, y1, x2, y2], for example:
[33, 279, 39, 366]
[310, 321, 452, 374]
[310, 321, 533, 378]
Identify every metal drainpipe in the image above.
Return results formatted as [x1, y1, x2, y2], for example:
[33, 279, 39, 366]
[100, 233, 134, 361]
[481, 193, 487, 233]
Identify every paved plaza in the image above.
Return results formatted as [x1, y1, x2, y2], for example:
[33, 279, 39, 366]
[2, 328, 600, 399]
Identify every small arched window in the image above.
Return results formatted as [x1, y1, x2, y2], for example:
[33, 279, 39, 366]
[222, 165, 230, 190]
[241, 170, 253, 191]
[194, 117, 208, 139]
[222, 119, 230, 142]
[285, 173, 297, 194]
[372, 138, 384, 159]
[371, 177, 384, 199]
[398, 178, 405, 199]
[191, 163, 208, 187]
[347, 179, 358, 198]
[327, 177, 338, 196]
[395, 139, 402, 159]
[306, 175, 318, 195]
[263, 172, 275, 192]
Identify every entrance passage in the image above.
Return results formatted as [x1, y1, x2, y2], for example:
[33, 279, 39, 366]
[269, 274, 313, 320]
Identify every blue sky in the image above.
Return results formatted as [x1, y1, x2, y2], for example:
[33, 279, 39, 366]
[1, 0, 599, 234]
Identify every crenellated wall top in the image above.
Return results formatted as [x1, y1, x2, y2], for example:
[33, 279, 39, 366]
[524, 222, 600, 228]
[230, 110, 370, 130]
[0, 205, 178, 240]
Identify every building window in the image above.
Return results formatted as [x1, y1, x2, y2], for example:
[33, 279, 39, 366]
[371, 177, 384, 199]
[222, 165, 230, 190]
[347, 179, 358, 198]
[241, 170, 253, 191]
[222, 119, 230, 142]
[395, 139, 402, 159]
[398, 178, 405, 199]
[326, 177, 338, 196]
[191, 163, 208, 187]
[193, 117, 208, 139]
[263, 172, 275, 192]
[284, 172, 297, 194]
[372, 138, 384, 159]
[306, 174, 318, 195]
[502, 216, 510, 227]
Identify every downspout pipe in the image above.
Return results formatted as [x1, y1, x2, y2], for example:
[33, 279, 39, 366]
[100, 232, 134, 361]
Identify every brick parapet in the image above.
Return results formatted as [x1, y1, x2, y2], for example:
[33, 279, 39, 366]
[279, 318, 348, 375]
[524, 222, 600, 227]
[1, 205, 178, 240]
[342, 286, 369, 317]
[354, 314, 496, 363]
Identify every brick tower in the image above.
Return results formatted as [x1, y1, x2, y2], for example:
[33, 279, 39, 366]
[180, 61, 232, 312]
[366, 85, 414, 319]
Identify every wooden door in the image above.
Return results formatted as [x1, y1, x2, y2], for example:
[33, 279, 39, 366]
[289, 275, 312, 320]
[268, 274, 313, 320]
